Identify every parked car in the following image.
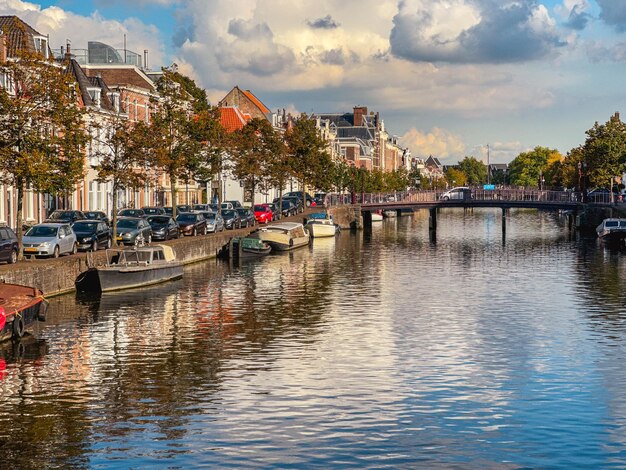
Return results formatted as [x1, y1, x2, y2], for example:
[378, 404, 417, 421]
[84, 211, 110, 226]
[225, 200, 243, 209]
[201, 211, 224, 233]
[0, 226, 18, 264]
[279, 200, 296, 217]
[209, 204, 219, 212]
[221, 209, 242, 230]
[267, 203, 280, 220]
[22, 223, 77, 258]
[221, 202, 234, 211]
[163, 207, 173, 215]
[588, 188, 619, 203]
[115, 217, 152, 246]
[147, 215, 180, 241]
[193, 204, 212, 212]
[236, 208, 256, 228]
[284, 191, 316, 207]
[177, 205, 192, 213]
[118, 208, 146, 218]
[314, 193, 326, 206]
[142, 206, 166, 216]
[72, 220, 112, 251]
[253, 204, 273, 224]
[441, 187, 470, 201]
[44, 210, 86, 224]
[277, 196, 303, 214]
[176, 212, 207, 236]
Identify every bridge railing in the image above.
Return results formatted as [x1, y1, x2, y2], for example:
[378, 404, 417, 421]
[325, 188, 587, 206]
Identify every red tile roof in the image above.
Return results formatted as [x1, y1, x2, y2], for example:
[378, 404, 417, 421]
[219, 106, 251, 133]
[242, 90, 271, 115]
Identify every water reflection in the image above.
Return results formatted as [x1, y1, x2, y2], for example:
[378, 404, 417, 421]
[2, 209, 626, 467]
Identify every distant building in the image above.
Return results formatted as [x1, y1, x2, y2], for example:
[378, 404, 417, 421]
[219, 86, 272, 122]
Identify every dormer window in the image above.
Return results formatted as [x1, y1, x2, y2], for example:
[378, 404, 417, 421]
[109, 92, 120, 113]
[87, 86, 101, 107]
[33, 36, 48, 59]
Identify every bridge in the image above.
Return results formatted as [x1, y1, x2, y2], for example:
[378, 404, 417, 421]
[325, 188, 620, 233]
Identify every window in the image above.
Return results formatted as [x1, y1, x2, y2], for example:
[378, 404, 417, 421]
[0, 228, 8, 240]
[33, 37, 49, 59]
[87, 87, 101, 107]
[110, 92, 120, 113]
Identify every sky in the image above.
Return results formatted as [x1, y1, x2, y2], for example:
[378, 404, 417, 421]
[2, 0, 626, 164]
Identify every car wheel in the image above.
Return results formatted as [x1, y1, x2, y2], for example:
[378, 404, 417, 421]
[92, 240, 98, 252]
[71, 243, 77, 255]
[147, 234, 152, 244]
[52, 245, 60, 258]
[442, 196, 449, 201]
[203, 227, 207, 235]
[192, 228, 197, 236]
[8, 250, 17, 264]
[106, 237, 112, 249]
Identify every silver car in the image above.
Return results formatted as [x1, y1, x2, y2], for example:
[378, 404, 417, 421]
[202, 211, 224, 233]
[22, 223, 77, 258]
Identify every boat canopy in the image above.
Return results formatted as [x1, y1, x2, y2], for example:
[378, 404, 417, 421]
[308, 212, 329, 220]
[603, 219, 626, 228]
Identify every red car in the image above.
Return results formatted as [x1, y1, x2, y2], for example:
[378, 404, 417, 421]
[254, 204, 273, 224]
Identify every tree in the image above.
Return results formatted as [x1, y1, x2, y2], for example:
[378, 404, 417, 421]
[0, 51, 87, 255]
[445, 167, 467, 187]
[458, 156, 487, 185]
[89, 114, 150, 244]
[573, 113, 626, 189]
[147, 67, 200, 219]
[285, 115, 332, 196]
[229, 118, 283, 208]
[508, 146, 561, 187]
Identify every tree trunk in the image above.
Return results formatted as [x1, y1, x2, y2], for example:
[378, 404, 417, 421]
[111, 181, 119, 246]
[171, 178, 177, 220]
[16, 179, 24, 260]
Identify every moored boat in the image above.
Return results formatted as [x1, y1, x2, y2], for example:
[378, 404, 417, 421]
[218, 237, 272, 259]
[75, 244, 183, 293]
[305, 213, 339, 238]
[249, 222, 310, 251]
[596, 218, 626, 244]
[382, 209, 397, 218]
[0, 282, 48, 342]
[371, 211, 383, 222]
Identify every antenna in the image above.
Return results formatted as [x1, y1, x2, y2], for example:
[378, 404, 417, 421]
[487, 144, 490, 185]
[123, 34, 127, 64]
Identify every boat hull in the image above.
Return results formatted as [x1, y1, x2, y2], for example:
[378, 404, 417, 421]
[371, 213, 383, 222]
[0, 283, 48, 342]
[306, 222, 337, 238]
[76, 264, 183, 293]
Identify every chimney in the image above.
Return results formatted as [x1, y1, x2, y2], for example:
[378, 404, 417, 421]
[64, 40, 72, 61]
[144, 49, 148, 70]
[0, 33, 6, 63]
[353, 106, 368, 126]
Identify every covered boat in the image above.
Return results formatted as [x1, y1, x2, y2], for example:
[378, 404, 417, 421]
[596, 218, 626, 244]
[249, 222, 310, 251]
[305, 213, 339, 238]
[0, 282, 48, 341]
[218, 237, 272, 260]
[75, 244, 183, 293]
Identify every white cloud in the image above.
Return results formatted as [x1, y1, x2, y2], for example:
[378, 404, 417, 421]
[400, 127, 466, 160]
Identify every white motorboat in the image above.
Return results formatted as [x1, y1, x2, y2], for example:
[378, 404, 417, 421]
[382, 210, 397, 218]
[371, 211, 383, 222]
[596, 218, 626, 244]
[249, 222, 310, 251]
[305, 213, 339, 238]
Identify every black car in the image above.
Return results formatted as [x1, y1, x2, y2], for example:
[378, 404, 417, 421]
[225, 200, 243, 209]
[284, 196, 304, 213]
[279, 200, 296, 217]
[221, 209, 242, 230]
[267, 203, 280, 220]
[284, 191, 315, 207]
[118, 208, 146, 218]
[177, 205, 192, 213]
[44, 210, 86, 224]
[236, 208, 256, 228]
[147, 215, 180, 241]
[0, 226, 18, 264]
[84, 211, 110, 226]
[176, 212, 207, 236]
[142, 206, 166, 216]
[72, 220, 112, 251]
[314, 193, 326, 206]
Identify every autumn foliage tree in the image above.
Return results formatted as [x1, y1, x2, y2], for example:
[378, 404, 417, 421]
[0, 52, 87, 255]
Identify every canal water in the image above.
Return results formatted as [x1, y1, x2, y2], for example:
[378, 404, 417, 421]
[2, 208, 626, 468]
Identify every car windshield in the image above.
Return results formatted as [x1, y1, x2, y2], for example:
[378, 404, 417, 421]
[84, 212, 102, 219]
[26, 226, 58, 237]
[222, 210, 236, 217]
[148, 216, 169, 226]
[117, 219, 139, 229]
[72, 222, 97, 231]
[143, 208, 160, 214]
[203, 213, 216, 220]
[177, 214, 196, 223]
[47, 211, 70, 219]
[254, 205, 268, 212]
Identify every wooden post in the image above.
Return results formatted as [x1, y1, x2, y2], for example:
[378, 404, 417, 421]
[429, 207, 437, 231]
[502, 207, 507, 237]
[228, 237, 234, 260]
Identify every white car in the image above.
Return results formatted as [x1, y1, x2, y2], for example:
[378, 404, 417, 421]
[441, 187, 470, 201]
[22, 223, 77, 258]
